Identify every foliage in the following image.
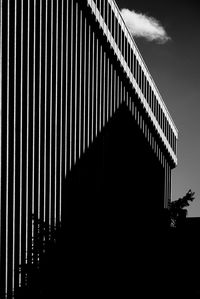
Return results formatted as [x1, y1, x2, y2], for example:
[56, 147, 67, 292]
[169, 189, 195, 227]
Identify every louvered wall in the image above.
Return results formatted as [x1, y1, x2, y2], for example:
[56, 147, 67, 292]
[0, 0, 177, 297]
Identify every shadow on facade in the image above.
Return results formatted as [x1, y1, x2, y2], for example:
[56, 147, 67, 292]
[14, 105, 196, 298]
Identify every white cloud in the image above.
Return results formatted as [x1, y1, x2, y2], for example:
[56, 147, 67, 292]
[121, 8, 171, 44]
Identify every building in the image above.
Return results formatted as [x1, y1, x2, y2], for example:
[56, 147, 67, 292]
[0, 0, 178, 297]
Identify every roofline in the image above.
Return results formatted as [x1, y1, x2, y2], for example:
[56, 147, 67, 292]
[111, 0, 178, 135]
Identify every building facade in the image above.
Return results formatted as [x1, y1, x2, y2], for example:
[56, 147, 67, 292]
[0, 0, 178, 297]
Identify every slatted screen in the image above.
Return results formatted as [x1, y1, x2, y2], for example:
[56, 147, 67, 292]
[0, 0, 177, 297]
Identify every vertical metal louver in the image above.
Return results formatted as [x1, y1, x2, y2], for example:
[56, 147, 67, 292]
[0, 0, 177, 297]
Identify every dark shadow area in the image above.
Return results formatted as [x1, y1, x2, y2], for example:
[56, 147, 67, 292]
[15, 105, 200, 298]
[169, 217, 200, 298]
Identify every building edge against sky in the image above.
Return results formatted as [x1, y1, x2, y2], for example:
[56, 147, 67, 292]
[0, 0, 178, 298]
[88, 0, 178, 207]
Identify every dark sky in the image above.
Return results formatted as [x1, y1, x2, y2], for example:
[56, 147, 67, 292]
[115, 0, 200, 216]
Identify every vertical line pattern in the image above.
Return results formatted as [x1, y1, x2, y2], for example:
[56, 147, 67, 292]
[25, 0, 30, 264]
[87, 24, 91, 149]
[103, 51, 106, 127]
[31, 0, 36, 264]
[106, 56, 109, 123]
[0, 0, 1, 151]
[164, 159, 168, 208]
[83, 16, 86, 153]
[0, 1, 176, 296]
[12, 0, 17, 292]
[99, 45, 102, 132]
[74, 2, 78, 164]
[78, 8, 82, 159]
[65, 0, 69, 176]
[120, 80, 122, 104]
[69, 1, 73, 170]
[167, 163, 169, 206]
[44, 0, 48, 224]
[91, 31, 94, 142]
[19, 0, 24, 286]
[54, 0, 59, 227]
[117, 74, 119, 108]
[95, 37, 98, 137]
[59, 0, 64, 223]
[0, 0, 2, 261]
[169, 163, 172, 204]
[113, 69, 116, 114]
[37, 0, 42, 266]
[110, 63, 113, 117]
[38, 0, 42, 224]
[5, 0, 10, 296]
[49, 0, 53, 229]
